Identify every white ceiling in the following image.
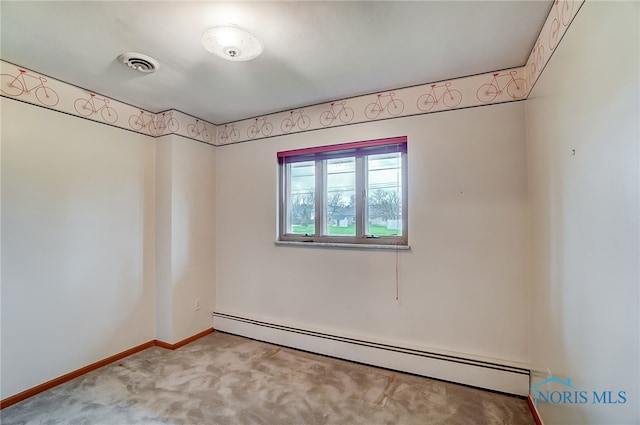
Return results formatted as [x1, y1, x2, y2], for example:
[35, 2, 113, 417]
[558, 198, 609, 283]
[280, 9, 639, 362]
[1, 1, 551, 125]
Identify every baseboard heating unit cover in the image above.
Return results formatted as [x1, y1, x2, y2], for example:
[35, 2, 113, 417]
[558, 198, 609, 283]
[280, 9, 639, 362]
[212, 312, 529, 396]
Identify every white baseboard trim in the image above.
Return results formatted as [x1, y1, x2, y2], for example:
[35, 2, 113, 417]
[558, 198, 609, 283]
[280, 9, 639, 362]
[213, 311, 530, 396]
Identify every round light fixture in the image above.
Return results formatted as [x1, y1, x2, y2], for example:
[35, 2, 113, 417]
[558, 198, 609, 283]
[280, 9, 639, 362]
[201, 25, 263, 62]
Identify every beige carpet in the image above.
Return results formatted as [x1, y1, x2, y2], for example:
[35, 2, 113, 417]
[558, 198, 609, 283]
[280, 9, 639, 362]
[1, 332, 534, 424]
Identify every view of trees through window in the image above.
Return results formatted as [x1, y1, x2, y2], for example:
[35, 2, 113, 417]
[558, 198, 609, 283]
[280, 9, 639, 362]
[367, 152, 402, 236]
[288, 161, 315, 233]
[325, 157, 355, 236]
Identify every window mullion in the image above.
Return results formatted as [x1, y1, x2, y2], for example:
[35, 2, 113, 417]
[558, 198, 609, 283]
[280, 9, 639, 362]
[355, 155, 365, 239]
[281, 163, 288, 237]
[315, 160, 324, 238]
[401, 152, 408, 241]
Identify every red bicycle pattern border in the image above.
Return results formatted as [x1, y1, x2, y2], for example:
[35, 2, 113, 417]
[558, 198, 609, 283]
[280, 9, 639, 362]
[0, 69, 59, 106]
[187, 119, 213, 143]
[365, 92, 404, 119]
[319, 101, 354, 126]
[74, 93, 118, 123]
[476, 71, 527, 103]
[129, 110, 157, 133]
[219, 123, 240, 144]
[281, 110, 311, 133]
[416, 83, 462, 112]
[0, 63, 220, 141]
[247, 117, 273, 139]
[549, 0, 574, 51]
[152, 111, 179, 135]
[528, 39, 545, 83]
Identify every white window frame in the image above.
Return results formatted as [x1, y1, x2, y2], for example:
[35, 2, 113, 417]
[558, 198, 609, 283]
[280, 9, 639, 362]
[278, 137, 408, 246]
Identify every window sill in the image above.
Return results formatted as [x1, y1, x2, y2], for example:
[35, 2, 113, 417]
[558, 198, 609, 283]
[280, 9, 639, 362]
[274, 240, 411, 251]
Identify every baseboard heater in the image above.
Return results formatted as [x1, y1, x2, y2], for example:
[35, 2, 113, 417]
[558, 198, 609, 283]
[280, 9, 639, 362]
[213, 312, 529, 396]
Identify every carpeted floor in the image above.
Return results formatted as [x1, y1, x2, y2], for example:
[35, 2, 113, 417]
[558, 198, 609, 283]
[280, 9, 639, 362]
[1, 332, 534, 424]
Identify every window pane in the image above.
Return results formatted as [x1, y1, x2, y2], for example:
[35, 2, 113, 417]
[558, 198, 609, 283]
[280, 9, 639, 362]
[367, 152, 402, 236]
[325, 157, 355, 236]
[287, 161, 315, 234]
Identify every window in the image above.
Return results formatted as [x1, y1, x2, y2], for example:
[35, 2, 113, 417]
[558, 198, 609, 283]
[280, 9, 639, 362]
[278, 136, 407, 246]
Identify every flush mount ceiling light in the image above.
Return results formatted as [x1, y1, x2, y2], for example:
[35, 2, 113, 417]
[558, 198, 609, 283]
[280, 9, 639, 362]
[201, 25, 263, 62]
[118, 52, 159, 73]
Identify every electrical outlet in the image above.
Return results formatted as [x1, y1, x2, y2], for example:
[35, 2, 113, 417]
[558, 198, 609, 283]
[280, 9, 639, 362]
[195, 298, 201, 311]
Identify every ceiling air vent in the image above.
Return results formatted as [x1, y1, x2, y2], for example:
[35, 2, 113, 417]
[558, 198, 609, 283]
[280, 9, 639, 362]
[118, 53, 159, 73]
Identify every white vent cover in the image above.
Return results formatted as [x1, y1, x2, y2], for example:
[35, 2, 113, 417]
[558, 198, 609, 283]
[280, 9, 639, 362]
[118, 53, 159, 73]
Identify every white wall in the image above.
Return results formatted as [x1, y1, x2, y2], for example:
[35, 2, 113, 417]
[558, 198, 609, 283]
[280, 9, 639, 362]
[1, 100, 217, 400]
[526, 2, 639, 424]
[1, 99, 156, 399]
[155, 138, 173, 343]
[215, 101, 530, 365]
[155, 135, 216, 344]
